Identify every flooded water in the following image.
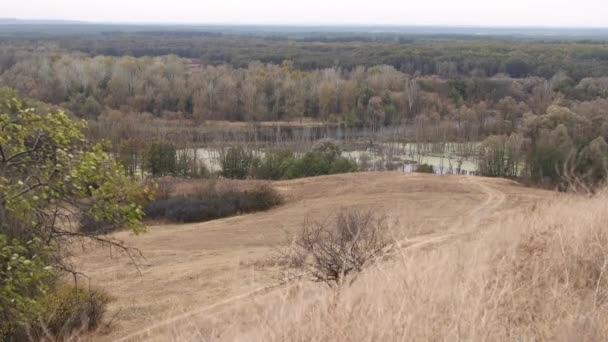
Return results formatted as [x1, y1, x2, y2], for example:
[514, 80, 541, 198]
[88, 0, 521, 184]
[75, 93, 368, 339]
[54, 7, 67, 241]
[188, 141, 479, 176]
[345, 142, 479, 175]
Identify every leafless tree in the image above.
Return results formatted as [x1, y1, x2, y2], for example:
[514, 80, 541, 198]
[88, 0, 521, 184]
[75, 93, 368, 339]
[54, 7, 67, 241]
[404, 75, 419, 116]
[281, 209, 393, 287]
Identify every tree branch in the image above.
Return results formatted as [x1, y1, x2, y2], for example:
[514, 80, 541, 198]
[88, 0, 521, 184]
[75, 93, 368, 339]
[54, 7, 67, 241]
[5, 133, 44, 163]
[51, 228, 146, 275]
[4, 180, 48, 204]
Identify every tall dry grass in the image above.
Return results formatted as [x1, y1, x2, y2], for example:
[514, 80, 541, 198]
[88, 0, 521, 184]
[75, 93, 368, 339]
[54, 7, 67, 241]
[166, 189, 608, 341]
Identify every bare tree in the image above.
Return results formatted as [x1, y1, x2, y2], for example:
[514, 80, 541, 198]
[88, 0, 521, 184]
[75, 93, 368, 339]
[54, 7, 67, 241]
[281, 209, 393, 287]
[404, 75, 419, 117]
[367, 96, 386, 131]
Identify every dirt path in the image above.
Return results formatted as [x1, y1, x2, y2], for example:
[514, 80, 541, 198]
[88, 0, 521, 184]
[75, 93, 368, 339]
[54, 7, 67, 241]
[466, 176, 507, 216]
[397, 176, 506, 250]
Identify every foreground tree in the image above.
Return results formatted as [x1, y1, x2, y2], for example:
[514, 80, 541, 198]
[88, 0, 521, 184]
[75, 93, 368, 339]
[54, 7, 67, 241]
[0, 96, 148, 338]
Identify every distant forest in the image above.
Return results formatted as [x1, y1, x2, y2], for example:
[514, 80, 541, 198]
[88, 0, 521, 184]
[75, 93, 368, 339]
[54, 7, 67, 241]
[2, 30, 608, 126]
[3, 26, 608, 184]
[4, 28, 608, 76]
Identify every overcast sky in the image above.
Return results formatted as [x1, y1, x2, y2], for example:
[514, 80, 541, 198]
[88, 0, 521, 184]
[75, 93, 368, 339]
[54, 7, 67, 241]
[3, 0, 608, 27]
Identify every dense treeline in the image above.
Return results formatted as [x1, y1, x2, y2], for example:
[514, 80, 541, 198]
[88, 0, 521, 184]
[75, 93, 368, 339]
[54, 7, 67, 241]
[478, 105, 608, 187]
[3, 33, 608, 78]
[3, 49, 608, 137]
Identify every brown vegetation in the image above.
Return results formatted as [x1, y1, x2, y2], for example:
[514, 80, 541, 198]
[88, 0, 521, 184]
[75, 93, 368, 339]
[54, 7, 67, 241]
[204, 188, 608, 341]
[17, 285, 111, 342]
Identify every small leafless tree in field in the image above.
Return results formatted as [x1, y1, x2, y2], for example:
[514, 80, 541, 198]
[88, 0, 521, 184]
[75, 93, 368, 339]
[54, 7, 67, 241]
[281, 209, 393, 288]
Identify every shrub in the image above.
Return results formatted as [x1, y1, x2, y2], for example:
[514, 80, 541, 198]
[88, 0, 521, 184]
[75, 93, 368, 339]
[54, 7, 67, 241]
[285, 152, 332, 179]
[250, 141, 358, 180]
[253, 150, 296, 180]
[27, 285, 111, 340]
[167, 196, 234, 223]
[144, 185, 282, 223]
[221, 146, 255, 179]
[147, 142, 177, 176]
[238, 186, 284, 212]
[415, 163, 435, 173]
[283, 151, 358, 179]
[311, 139, 341, 162]
[329, 157, 359, 175]
[280, 209, 393, 287]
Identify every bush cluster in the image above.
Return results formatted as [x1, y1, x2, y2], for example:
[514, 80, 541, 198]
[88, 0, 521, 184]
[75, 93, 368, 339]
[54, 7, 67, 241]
[3, 285, 110, 341]
[223, 141, 359, 181]
[415, 164, 435, 173]
[145, 184, 283, 223]
[281, 151, 358, 179]
[220, 146, 255, 180]
[252, 149, 296, 180]
[32, 286, 110, 340]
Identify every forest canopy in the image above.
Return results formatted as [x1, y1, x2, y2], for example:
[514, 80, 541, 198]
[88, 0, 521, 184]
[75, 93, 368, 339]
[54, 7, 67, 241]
[2, 29, 608, 186]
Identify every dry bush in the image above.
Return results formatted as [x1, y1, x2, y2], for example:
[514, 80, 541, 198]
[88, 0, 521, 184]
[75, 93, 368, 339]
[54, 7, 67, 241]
[281, 210, 392, 287]
[19, 285, 111, 342]
[186, 189, 608, 341]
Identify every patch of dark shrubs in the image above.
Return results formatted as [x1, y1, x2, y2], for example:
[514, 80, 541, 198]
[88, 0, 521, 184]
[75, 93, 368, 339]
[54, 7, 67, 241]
[252, 149, 296, 180]
[220, 146, 255, 180]
[144, 184, 283, 223]
[226, 140, 359, 181]
[415, 163, 435, 173]
[281, 151, 358, 179]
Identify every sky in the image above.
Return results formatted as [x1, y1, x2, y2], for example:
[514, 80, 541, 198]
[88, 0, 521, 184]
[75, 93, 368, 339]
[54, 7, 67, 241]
[3, 0, 608, 27]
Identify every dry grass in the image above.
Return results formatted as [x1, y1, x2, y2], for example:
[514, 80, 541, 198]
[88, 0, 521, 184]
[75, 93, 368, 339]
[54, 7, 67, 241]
[168, 189, 608, 341]
[71, 173, 552, 341]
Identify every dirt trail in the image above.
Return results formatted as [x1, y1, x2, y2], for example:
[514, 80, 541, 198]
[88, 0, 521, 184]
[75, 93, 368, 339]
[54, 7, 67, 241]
[466, 176, 507, 216]
[397, 176, 506, 250]
[75, 173, 550, 341]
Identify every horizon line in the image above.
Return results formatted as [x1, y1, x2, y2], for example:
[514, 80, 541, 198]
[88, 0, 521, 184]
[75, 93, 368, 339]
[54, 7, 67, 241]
[3, 17, 608, 30]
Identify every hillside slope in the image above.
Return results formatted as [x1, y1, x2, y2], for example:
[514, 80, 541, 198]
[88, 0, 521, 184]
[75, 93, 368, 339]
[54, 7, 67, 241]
[72, 173, 552, 341]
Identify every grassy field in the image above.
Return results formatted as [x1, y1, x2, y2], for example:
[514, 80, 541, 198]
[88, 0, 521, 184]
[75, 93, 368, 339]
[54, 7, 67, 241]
[72, 173, 553, 341]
